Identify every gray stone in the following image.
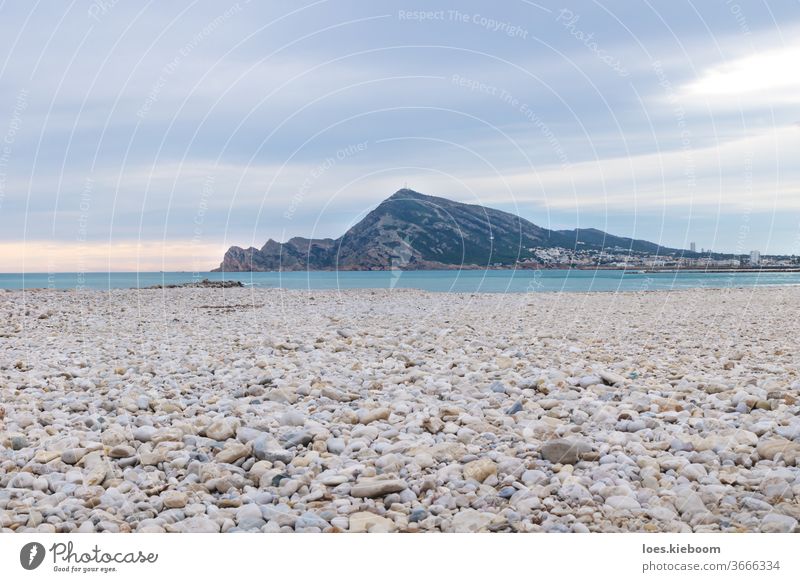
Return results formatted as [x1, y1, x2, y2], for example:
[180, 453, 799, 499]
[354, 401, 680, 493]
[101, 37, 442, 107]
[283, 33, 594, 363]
[450, 509, 493, 532]
[295, 512, 329, 530]
[540, 439, 592, 465]
[761, 513, 798, 533]
[326, 437, 346, 455]
[350, 479, 408, 498]
[10, 435, 28, 450]
[253, 435, 294, 464]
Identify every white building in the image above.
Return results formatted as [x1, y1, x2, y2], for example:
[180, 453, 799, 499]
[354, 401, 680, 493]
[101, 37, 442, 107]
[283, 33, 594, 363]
[750, 250, 761, 265]
[690, 242, 696, 253]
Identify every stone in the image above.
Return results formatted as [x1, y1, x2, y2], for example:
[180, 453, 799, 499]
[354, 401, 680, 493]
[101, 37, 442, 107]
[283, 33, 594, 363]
[176, 517, 220, 533]
[521, 469, 548, 486]
[756, 439, 800, 464]
[253, 435, 294, 464]
[350, 479, 408, 498]
[216, 443, 249, 464]
[281, 430, 313, 448]
[605, 496, 641, 511]
[450, 509, 493, 532]
[673, 491, 713, 524]
[462, 458, 497, 483]
[540, 439, 592, 465]
[133, 426, 157, 442]
[85, 463, 109, 486]
[10, 434, 28, 450]
[760, 513, 798, 533]
[498, 486, 516, 499]
[10, 472, 35, 489]
[506, 400, 524, 415]
[359, 407, 390, 424]
[409, 508, 428, 523]
[319, 473, 349, 486]
[326, 437, 346, 454]
[600, 371, 627, 386]
[205, 419, 239, 441]
[151, 427, 184, 443]
[349, 512, 396, 533]
[33, 450, 61, 463]
[295, 512, 329, 530]
[579, 375, 602, 388]
[61, 448, 88, 465]
[162, 491, 188, 509]
[280, 410, 305, 427]
[109, 445, 136, 458]
[236, 504, 266, 530]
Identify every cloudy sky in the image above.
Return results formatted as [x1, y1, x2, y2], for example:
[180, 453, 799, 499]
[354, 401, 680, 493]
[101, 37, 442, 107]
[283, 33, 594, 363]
[0, 0, 798, 271]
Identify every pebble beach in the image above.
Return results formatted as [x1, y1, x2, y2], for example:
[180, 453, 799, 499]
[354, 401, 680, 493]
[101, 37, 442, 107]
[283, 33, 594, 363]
[1, 286, 799, 533]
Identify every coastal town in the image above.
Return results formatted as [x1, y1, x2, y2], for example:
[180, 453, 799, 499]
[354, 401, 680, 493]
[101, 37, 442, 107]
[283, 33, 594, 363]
[516, 245, 800, 271]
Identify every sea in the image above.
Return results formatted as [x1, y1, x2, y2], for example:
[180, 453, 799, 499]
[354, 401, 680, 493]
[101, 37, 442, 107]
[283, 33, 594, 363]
[2, 269, 800, 293]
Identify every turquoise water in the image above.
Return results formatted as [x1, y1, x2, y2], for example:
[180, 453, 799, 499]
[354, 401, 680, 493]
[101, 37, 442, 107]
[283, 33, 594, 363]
[2, 270, 800, 292]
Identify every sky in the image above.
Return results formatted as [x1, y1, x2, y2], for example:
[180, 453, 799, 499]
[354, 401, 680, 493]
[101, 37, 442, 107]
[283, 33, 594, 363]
[0, 0, 798, 271]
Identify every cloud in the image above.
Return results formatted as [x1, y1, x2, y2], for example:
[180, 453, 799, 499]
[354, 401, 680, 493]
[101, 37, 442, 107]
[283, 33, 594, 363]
[431, 125, 800, 213]
[680, 41, 800, 109]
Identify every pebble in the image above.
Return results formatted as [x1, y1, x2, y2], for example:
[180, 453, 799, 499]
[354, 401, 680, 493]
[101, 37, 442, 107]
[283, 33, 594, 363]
[216, 443, 249, 464]
[206, 419, 239, 441]
[462, 458, 497, 483]
[349, 512, 396, 533]
[350, 479, 408, 498]
[253, 435, 293, 464]
[10, 435, 28, 450]
[760, 513, 798, 533]
[162, 491, 188, 509]
[326, 437, 346, 455]
[540, 439, 592, 465]
[61, 448, 88, 465]
[109, 445, 136, 459]
[450, 509, 493, 532]
[133, 426, 157, 442]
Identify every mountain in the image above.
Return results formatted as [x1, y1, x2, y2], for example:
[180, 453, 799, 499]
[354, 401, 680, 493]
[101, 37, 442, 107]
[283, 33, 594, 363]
[213, 189, 687, 271]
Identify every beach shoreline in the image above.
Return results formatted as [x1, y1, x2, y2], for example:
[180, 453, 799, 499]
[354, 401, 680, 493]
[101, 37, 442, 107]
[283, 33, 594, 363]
[2, 286, 799, 533]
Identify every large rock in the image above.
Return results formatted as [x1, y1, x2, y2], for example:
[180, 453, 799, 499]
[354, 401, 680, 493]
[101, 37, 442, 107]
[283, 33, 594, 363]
[600, 371, 627, 386]
[760, 513, 798, 533]
[359, 407, 390, 424]
[605, 495, 641, 512]
[236, 504, 266, 530]
[216, 443, 249, 464]
[205, 418, 239, 441]
[540, 439, 593, 465]
[350, 479, 407, 498]
[756, 439, 800, 464]
[61, 448, 87, 465]
[450, 509, 494, 532]
[672, 490, 714, 525]
[162, 491, 188, 509]
[348, 512, 396, 533]
[253, 435, 294, 464]
[462, 458, 497, 483]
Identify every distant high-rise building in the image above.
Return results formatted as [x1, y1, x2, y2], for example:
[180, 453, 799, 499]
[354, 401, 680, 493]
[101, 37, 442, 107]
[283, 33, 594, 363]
[690, 242, 696, 253]
[750, 250, 761, 265]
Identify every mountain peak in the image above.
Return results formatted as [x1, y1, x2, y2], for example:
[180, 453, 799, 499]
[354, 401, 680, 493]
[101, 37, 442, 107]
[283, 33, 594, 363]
[213, 189, 687, 272]
[387, 188, 426, 200]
